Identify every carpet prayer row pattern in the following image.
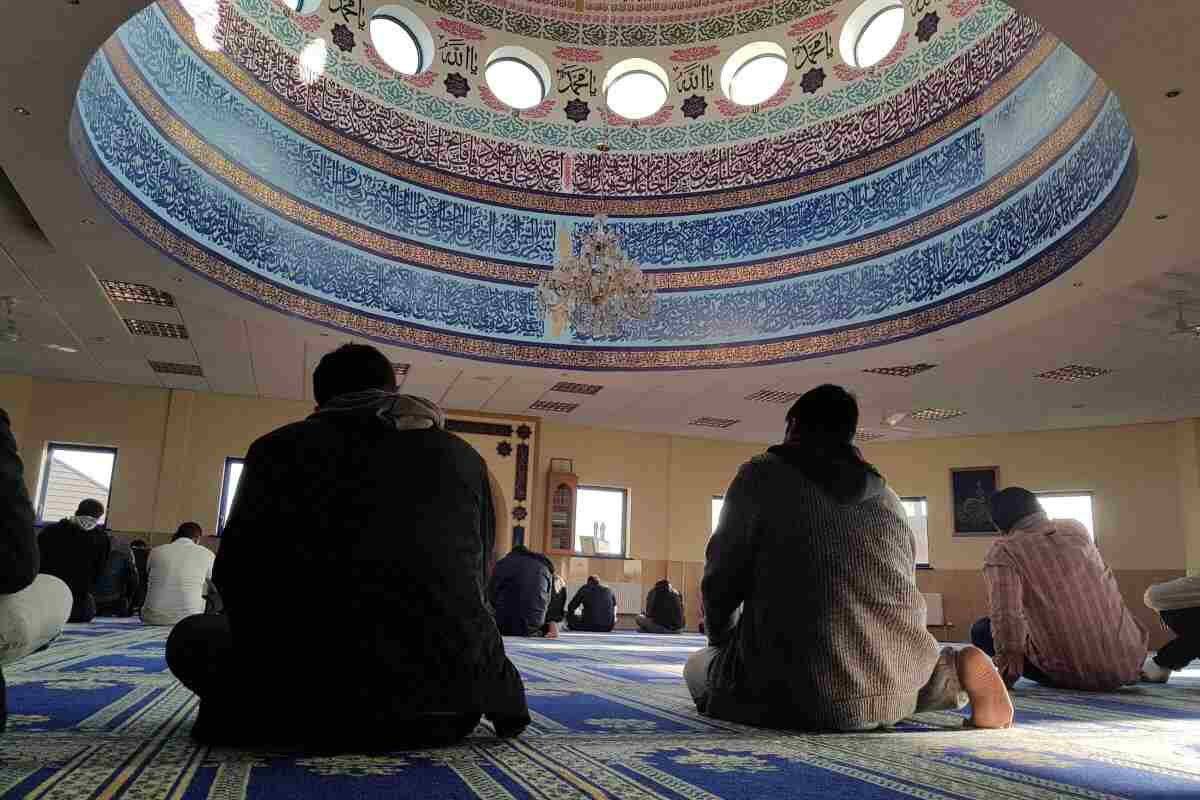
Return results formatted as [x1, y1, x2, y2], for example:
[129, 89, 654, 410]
[1, 618, 1199, 798]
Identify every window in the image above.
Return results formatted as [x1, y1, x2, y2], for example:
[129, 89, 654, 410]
[292, 0, 321, 13]
[721, 42, 788, 107]
[712, 496, 724, 533]
[370, 7, 434, 76]
[840, 0, 905, 69]
[575, 486, 628, 557]
[1036, 492, 1095, 540]
[901, 497, 930, 567]
[217, 458, 245, 534]
[603, 59, 669, 120]
[37, 444, 117, 524]
[485, 47, 551, 110]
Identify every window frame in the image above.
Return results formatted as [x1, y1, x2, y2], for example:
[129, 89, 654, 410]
[216, 457, 246, 535]
[900, 495, 931, 569]
[36, 443, 119, 526]
[1034, 490, 1096, 541]
[852, 2, 905, 69]
[574, 485, 630, 559]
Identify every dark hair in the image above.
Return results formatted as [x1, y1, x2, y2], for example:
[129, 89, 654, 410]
[312, 343, 397, 406]
[174, 522, 203, 542]
[587, 575, 600, 585]
[785, 384, 859, 443]
[130, 539, 148, 549]
[989, 487, 1043, 532]
[76, 499, 105, 519]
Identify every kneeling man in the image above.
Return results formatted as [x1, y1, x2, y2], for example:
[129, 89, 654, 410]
[166, 344, 529, 749]
[687, 385, 1012, 731]
[488, 544, 566, 637]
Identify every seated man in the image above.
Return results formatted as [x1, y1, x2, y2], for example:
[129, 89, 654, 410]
[686, 385, 1013, 731]
[488, 544, 566, 637]
[972, 488, 1147, 691]
[38, 499, 111, 623]
[93, 537, 140, 617]
[1140, 575, 1200, 683]
[0, 409, 71, 733]
[142, 523, 215, 627]
[636, 579, 684, 634]
[566, 576, 617, 633]
[166, 344, 528, 749]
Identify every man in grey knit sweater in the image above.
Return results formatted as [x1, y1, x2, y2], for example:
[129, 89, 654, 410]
[685, 385, 1013, 731]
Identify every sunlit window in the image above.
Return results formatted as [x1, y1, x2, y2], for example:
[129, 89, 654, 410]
[840, 0, 905, 69]
[901, 497, 930, 567]
[575, 486, 628, 557]
[485, 47, 551, 110]
[37, 444, 116, 524]
[604, 59, 669, 120]
[371, 14, 424, 75]
[217, 458, 245, 534]
[721, 42, 788, 107]
[712, 496, 724, 534]
[1036, 492, 1096, 540]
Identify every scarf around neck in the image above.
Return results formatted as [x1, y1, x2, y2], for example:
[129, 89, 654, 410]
[313, 390, 446, 432]
[70, 515, 100, 531]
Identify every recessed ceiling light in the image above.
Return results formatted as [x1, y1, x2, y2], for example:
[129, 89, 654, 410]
[1155, 213, 1170, 220]
[1166, 89, 1182, 98]
[909, 408, 966, 422]
[13, 106, 30, 116]
[45, 344, 78, 353]
[689, 417, 740, 429]
[81, 218, 95, 226]
[1035, 364, 1111, 383]
[863, 363, 937, 378]
[1072, 281, 1084, 288]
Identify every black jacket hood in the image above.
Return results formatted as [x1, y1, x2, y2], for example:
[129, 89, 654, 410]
[766, 439, 885, 505]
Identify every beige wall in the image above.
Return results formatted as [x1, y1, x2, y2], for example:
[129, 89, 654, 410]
[1, 374, 1193, 642]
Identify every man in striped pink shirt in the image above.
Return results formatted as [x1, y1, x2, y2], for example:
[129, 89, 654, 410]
[971, 488, 1148, 691]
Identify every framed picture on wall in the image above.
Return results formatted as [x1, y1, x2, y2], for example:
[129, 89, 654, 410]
[950, 466, 1000, 535]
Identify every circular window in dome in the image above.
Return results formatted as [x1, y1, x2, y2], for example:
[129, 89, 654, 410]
[291, 0, 321, 13]
[603, 58, 670, 121]
[721, 42, 788, 107]
[485, 47, 551, 110]
[840, 0, 906, 69]
[370, 6, 434, 75]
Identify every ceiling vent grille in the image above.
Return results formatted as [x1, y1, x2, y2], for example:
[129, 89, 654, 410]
[530, 400, 579, 413]
[125, 319, 189, 339]
[1034, 364, 1111, 383]
[101, 280, 175, 307]
[909, 408, 965, 422]
[863, 363, 937, 377]
[745, 388, 802, 404]
[690, 417, 740, 429]
[149, 361, 203, 376]
[853, 429, 886, 442]
[550, 381, 603, 395]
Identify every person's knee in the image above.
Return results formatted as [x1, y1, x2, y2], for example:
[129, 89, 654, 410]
[166, 614, 229, 689]
[0, 575, 72, 666]
[684, 647, 717, 701]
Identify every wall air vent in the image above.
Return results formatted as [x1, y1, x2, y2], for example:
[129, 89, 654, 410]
[1034, 364, 1111, 383]
[745, 388, 802, 404]
[550, 381, 603, 395]
[125, 319, 189, 339]
[863, 364, 937, 377]
[101, 280, 176, 307]
[909, 408, 965, 422]
[853, 429, 886, 442]
[530, 400, 579, 413]
[392, 363, 411, 376]
[149, 361, 203, 376]
[690, 417, 740, 429]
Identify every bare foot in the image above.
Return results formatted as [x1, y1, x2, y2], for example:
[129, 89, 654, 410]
[958, 646, 1014, 729]
[545, 622, 560, 640]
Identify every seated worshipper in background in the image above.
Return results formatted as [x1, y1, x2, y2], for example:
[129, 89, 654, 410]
[0, 409, 71, 734]
[566, 576, 617, 633]
[1140, 575, 1200, 683]
[129, 539, 149, 615]
[166, 344, 529, 749]
[637, 579, 685, 634]
[488, 544, 567, 637]
[972, 488, 1147, 691]
[687, 385, 1013, 731]
[142, 523, 215, 627]
[38, 498, 111, 623]
[93, 536, 140, 617]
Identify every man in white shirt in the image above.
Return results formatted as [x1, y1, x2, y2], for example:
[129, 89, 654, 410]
[142, 523, 215, 626]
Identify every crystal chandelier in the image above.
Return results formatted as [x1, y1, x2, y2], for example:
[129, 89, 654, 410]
[536, 215, 655, 338]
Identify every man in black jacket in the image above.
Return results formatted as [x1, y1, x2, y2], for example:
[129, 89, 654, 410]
[165, 344, 529, 749]
[566, 576, 617, 632]
[0, 409, 71, 733]
[94, 539, 140, 617]
[39, 499, 110, 623]
[636, 579, 685, 633]
[488, 545, 566, 637]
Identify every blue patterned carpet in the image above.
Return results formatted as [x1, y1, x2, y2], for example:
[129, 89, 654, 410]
[2, 618, 1199, 798]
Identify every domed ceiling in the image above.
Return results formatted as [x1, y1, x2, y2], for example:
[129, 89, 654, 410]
[70, 0, 1136, 371]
